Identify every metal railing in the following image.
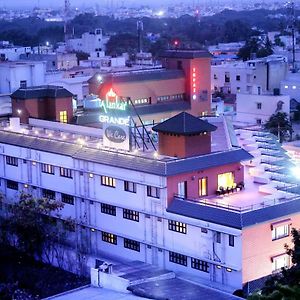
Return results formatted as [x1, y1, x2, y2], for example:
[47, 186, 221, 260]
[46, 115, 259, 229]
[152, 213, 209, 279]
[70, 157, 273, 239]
[174, 193, 299, 213]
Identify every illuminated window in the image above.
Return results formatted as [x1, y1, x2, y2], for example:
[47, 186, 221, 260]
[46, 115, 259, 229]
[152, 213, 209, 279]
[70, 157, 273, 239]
[101, 176, 116, 188]
[41, 163, 54, 175]
[218, 172, 234, 190]
[60, 167, 72, 178]
[123, 209, 139, 222]
[102, 231, 117, 245]
[168, 220, 187, 234]
[59, 111, 68, 123]
[272, 254, 290, 272]
[272, 224, 289, 240]
[199, 177, 207, 196]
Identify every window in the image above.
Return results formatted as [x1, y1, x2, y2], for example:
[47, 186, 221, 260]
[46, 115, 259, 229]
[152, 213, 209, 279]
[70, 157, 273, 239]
[20, 80, 27, 88]
[191, 258, 209, 273]
[168, 220, 187, 234]
[218, 172, 234, 190]
[42, 189, 55, 200]
[177, 181, 187, 198]
[201, 228, 208, 234]
[213, 74, 217, 80]
[101, 176, 116, 188]
[272, 224, 289, 240]
[257, 102, 262, 110]
[41, 163, 54, 175]
[123, 209, 139, 222]
[59, 111, 68, 123]
[169, 251, 187, 266]
[177, 60, 182, 70]
[61, 193, 74, 205]
[236, 75, 240, 81]
[102, 231, 117, 245]
[216, 232, 221, 243]
[124, 181, 136, 193]
[237, 87, 241, 93]
[229, 235, 235, 247]
[198, 177, 207, 197]
[101, 203, 116, 216]
[124, 238, 140, 252]
[272, 254, 290, 272]
[147, 186, 160, 198]
[225, 73, 230, 83]
[256, 119, 262, 125]
[60, 167, 72, 178]
[7, 180, 18, 190]
[6, 156, 18, 166]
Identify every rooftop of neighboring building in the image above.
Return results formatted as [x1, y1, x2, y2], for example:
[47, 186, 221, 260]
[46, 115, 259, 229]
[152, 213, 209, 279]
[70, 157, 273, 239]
[160, 49, 212, 59]
[11, 85, 74, 99]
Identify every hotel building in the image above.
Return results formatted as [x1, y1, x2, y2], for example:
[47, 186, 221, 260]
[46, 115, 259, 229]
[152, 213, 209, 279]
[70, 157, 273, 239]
[0, 111, 299, 294]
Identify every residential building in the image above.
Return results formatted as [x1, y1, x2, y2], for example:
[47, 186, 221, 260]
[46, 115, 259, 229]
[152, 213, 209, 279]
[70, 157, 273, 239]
[212, 55, 288, 95]
[235, 93, 290, 126]
[20, 53, 78, 71]
[66, 29, 109, 56]
[0, 41, 32, 61]
[0, 61, 46, 116]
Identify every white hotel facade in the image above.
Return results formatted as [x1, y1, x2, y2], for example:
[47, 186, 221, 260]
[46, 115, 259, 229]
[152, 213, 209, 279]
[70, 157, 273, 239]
[0, 115, 300, 294]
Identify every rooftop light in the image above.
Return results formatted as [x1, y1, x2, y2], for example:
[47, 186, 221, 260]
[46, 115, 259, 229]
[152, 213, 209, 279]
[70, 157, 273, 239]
[291, 166, 300, 177]
[17, 109, 22, 115]
[153, 151, 159, 159]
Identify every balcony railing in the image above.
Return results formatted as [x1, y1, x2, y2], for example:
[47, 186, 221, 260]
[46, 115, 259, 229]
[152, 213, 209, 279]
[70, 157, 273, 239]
[174, 193, 298, 213]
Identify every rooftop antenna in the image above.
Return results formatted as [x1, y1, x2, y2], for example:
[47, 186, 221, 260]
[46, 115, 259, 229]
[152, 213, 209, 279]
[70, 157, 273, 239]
[287, 1, 296, 72]
[64, 0, 71, 42]
[137, 20, 143, 53]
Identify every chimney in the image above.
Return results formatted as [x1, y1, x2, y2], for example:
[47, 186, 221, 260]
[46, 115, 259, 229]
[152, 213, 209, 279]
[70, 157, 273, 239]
[152, 112, 217, 158]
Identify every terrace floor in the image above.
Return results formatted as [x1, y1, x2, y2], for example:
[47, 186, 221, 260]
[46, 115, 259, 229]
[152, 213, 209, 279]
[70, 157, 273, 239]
[189, 166, 296, 212]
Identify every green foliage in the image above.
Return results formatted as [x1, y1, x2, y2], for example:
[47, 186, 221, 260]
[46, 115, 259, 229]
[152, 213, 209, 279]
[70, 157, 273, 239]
[263, 112, 293, 143]
[0, 194, 64, 257]
[248, 229, 300, 299]
[238, 37, 273, 61]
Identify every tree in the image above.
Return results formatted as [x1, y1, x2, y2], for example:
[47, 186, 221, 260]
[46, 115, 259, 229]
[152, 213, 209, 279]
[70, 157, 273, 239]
[0, 193, 64, 258]
[248, 228, 300, 299]
[264, 112, 293, 143]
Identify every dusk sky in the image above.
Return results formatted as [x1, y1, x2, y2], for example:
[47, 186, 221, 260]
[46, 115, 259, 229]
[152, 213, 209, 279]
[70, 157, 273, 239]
[1, 0, 178, 8]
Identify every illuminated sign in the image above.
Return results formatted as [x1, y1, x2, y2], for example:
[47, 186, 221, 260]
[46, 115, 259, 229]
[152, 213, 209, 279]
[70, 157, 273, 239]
[99, 88, 128, 114]
[192, 67, 197, 100]
[99, 115, 130, 126]
[100, 88, 131, 151]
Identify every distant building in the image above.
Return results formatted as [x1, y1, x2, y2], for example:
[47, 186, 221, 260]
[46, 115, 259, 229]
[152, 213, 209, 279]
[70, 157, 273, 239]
[20, 53, 78, 71]
[85, 50, 212, 125]
[66, 28, 109, 56]
[0, 41, 32, 61]
[281, 72, 300, 102]
[236, 93, 290, 126]
[212, 55, 288, 96]
[11, 85, 74, 124]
